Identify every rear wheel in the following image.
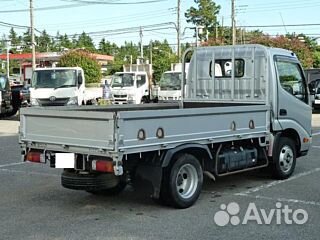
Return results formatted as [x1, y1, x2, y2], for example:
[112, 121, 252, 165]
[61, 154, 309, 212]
[160, 153, 203, 208]
[271, 137, 296, 179]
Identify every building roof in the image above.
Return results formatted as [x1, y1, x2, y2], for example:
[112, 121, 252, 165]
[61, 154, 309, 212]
[0, 52, 114, 62]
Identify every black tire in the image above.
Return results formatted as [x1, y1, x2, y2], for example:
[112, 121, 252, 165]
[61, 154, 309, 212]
[87, 180, 127, 196]
[271, 137, 296, 179]
[160, 153, 203, 209]
[61, 170, 126, 195]
[141, 96, 149, 104]
[6, 108, 18, 117]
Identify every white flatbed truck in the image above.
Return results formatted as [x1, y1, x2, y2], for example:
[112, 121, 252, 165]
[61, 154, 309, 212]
[19, 45, 312, 208]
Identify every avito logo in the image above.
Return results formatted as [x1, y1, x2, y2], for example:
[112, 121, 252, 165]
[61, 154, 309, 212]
[214, 202, 308, 226]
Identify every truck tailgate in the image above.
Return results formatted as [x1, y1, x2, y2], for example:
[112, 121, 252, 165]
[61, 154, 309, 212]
[20, 108, 115, 151]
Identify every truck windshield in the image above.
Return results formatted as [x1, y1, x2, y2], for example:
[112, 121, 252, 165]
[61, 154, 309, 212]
[159, 72, 182, 90]
[111, 73, 134, 87]
[31, 69, 77, 89]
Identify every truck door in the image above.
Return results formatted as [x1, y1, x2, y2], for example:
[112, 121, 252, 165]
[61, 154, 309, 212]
[275, 56, 312, 136]
[136, 74, 147, 104]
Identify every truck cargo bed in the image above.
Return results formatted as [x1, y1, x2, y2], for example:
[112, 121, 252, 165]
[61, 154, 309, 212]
[20, 102, 269, 156]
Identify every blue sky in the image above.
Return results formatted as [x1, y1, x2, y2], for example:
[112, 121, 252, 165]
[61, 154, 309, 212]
[0, 0, 319, 48]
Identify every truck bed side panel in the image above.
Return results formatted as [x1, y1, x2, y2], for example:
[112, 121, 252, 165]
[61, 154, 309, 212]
[117, 105, 269, 153]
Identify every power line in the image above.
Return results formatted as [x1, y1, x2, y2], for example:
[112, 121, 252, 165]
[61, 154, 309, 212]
[0, 0, 166, 13]
[0, 20, 42, 33]
[237, 1, 320, 13]
[39, 10, 175, 32]
[65, 22, 176, 37]
[238, 23, 320, 28]
[62, 0, 166, 4]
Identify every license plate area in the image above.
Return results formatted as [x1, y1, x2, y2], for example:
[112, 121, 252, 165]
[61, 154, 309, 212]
[55, 153, 75, 168]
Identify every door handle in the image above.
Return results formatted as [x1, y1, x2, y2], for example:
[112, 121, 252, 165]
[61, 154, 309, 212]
[280, 109, 287, 116]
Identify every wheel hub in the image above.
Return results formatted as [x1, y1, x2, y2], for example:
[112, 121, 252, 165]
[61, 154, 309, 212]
[175, 164, 198, 199]
[279, 145, 294, 173]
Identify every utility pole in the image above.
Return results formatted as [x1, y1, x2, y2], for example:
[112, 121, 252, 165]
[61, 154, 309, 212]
[139, 27, 143, 59]
[221, 16, 224, 44]
[5, 40, 10, 79]
[149, 41, 152, 65]
[177, 0, 181, 62]
[30, 0, 36, 70]
[195, 27, 198, 47]
[231, 0, 236, 45]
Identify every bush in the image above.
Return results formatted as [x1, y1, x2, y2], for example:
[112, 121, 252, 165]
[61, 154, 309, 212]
[58, 50, 102, 84]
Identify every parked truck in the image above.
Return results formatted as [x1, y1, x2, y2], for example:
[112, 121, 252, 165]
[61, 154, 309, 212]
[29, 67, 102, 107]
[110, 64, 153, 104]
[154, 63, 190, 101]
[19, 45, 312, 208]
[0, 74, 32, 117]
[305, 68, 320, 110]
[0, 74, 14, 117]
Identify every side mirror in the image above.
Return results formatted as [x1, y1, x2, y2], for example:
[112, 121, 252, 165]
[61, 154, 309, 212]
[78, 72, 83, 85]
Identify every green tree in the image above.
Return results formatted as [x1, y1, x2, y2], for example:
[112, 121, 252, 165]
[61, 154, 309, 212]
[37, 30, 53, 52]
[109, 41, 140, 74]
[250, 35, 313, 68]
[313, 49, 320, 68]
[58, 50, 102, 84]
[185, 0, 221, 41]
[8, 28, 22, 48]
[22, 29, 32, 53]
[76, 32, 96, 52]
[98, 38, 118, 55]
[150, 40, 176, 83]
[54, 32, 74, 52]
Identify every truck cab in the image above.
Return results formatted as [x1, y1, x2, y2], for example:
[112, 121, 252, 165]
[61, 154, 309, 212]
[154, 63, 189, 101]
[111, 71, 150, 104]
[30, 67, 85, 106]
[0, 75, 13, 117]
[156, 71, 182, 101]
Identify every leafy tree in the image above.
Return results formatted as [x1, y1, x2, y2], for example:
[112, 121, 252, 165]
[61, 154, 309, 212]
[250, 35, 313, 68]
[150, 40, 176, 82]
[58, 50, 102, 84]
[54, 32, 74, 52]
[109, 41, 140, 74]
[37, 30, 52, 52]
[76, 32, 95, 52]
[99, 38, 118, 55]
[22, 30, 32, 53]
[8, 28, 22, 48]
[185, 0, 221, 41]
[313, 49, 320, 68]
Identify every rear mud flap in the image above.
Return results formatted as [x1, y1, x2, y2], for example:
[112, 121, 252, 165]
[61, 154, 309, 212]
[134, 165, 162, 199]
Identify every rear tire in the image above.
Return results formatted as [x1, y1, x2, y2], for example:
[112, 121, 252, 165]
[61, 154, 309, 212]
[271, 137, 296, 179]
[160, 153, 203, 208]
[61, 170, 126, 195]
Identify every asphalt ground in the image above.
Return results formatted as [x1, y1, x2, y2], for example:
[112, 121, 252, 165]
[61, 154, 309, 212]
[0, 113, 319, 240]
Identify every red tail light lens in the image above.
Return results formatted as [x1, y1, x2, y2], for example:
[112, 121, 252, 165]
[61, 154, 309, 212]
[92, 160, 113, 173]
[26, 152, 44, 163]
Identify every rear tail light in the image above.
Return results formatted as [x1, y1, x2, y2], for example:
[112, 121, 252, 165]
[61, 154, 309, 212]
[26, 151, 45, 163]
[92, 160, 113, 173]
